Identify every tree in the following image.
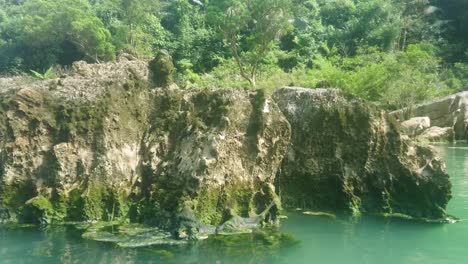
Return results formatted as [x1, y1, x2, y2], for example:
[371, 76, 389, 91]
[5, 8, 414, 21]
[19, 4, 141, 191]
[120, 0, 159, 50]
[393, 0, 436, 51]
[69, 16, 115, 63]
[162, 0, 222, 73]
[91, 0, 169, 57]
[281, 0, 325, 68]
[208, 0, 293, 88]
[0, 0, 115, 72]
[432, 0, 468, 62]
[318, 0, 401, 56]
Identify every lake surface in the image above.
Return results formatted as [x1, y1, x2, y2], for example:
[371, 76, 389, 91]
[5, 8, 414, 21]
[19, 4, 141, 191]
[1, 143, 467, 264]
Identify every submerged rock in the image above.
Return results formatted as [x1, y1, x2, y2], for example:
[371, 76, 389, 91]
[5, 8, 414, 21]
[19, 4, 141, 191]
[302, 211, 337, 219]
[0, 61, 452, 235]
[202, 229, 298, 253]
[80, 223, 184, 247]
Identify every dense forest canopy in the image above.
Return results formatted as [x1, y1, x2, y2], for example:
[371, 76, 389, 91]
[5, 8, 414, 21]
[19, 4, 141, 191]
[0, 0, 467, 109]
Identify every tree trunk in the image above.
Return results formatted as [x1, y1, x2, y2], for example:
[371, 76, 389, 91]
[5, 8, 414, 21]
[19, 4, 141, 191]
[250, 74, 257, 89]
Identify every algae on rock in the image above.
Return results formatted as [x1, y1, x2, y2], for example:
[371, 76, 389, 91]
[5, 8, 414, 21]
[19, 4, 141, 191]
[273, 87, 451, 220]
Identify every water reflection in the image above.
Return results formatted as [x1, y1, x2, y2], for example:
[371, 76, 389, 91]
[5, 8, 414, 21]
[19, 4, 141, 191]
[435, 143, 468, 217]
[0, 225, 298, 264]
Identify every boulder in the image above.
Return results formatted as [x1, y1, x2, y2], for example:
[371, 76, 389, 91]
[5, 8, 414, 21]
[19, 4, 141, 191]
[0, 63, 291, 227]
[418, 127, 455, 142]
[149, 50, 175, 87]
[400, 117, 431, 136]
[391, 91, 468, 140]
[273, 87, 451, 219]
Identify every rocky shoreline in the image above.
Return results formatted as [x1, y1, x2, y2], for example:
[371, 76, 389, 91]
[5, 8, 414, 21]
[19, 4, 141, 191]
[391, 91, 468, 142]
[0, 59, 452, 242]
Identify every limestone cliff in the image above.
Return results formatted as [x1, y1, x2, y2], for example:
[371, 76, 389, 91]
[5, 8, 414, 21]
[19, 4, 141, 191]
[0, 60, 452, 230]
[273, 88, 451, 219]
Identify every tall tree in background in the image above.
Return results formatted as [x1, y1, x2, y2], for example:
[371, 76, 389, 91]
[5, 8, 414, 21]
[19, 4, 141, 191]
[120, 0, 158, 50]
[208, 0, 293, 88]
[394, 0, 436, 51]
[92, 0, 169, 57]
[0, 0, 115, 72]
[162, 0, 221, 73]
[280, 0, 325, 68]
[432, 0, 468, 62]
[318, 0, 402, 56]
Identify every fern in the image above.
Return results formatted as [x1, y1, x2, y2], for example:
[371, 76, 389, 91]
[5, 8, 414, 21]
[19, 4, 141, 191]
[30, 69, 45, 80]
[30, 67, 56, 80]
[43, 67, 56, 79]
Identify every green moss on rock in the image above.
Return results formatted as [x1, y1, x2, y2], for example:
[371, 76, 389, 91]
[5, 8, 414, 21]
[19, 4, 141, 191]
[0, 60, 452, 232]
[272, 88, 451, 220]
[0, 180, 38, 221]
[24, 195, 54, 222]
[82, 182, 107, 221]
[149, 50, 175, 87]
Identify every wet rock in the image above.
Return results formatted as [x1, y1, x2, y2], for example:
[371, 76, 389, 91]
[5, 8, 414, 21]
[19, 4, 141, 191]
[173, 202, 213, 240]
[217, 211, 261, 234]
[273, 87, 451, 220]
[80, 223, 183, 247]
[23, 196, 54, 225]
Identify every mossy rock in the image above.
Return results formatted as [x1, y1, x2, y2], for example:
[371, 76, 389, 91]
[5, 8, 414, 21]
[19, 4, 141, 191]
[23, 195, 55, 224]
[80, 222, 183, 248]
[201, 229, 299, 257]
[149, 50, 175, 87]
[272, 87, 451, 220]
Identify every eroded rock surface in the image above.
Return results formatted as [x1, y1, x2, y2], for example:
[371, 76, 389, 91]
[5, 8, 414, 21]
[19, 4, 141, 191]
[418, 127, 455, 142]
[273, 87, 451, 219]
[0, 60, 289, 232]
[0, 61, 452, 236]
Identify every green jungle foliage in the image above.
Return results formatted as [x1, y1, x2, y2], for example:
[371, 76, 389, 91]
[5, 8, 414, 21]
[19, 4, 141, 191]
[0, 0, 467, 109]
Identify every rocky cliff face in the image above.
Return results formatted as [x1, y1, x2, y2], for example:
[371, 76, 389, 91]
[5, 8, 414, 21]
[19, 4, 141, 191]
[273, 88, 451, 219]
[0, 60, 452, 231]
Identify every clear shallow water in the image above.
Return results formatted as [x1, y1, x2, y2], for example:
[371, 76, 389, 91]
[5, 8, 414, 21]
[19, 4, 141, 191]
[1, 143, 468, 264]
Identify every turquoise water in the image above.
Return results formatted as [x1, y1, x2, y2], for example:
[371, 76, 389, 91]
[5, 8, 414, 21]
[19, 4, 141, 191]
[1, 143, 467, 264]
